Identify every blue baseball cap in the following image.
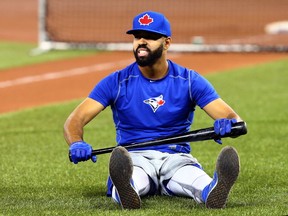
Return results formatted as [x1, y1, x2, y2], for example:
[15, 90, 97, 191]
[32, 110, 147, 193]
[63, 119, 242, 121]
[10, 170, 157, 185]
[126, 11, 171, 37]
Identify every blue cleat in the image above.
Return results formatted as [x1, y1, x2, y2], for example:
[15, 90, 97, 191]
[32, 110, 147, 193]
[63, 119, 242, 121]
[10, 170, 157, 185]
[202, 146, 240, 208]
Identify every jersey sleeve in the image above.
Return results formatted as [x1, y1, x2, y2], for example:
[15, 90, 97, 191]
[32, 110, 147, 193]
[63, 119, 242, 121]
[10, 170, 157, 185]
[190, 71, 220, 109]
[88, 72, 118, 108]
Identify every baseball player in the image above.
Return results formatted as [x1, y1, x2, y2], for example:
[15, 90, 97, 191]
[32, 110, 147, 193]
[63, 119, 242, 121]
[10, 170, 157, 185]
[64, 11, 244, 209]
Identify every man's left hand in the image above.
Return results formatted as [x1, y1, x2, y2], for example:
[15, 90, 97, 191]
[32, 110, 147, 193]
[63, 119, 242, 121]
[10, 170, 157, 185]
[213, 118, 237, 144]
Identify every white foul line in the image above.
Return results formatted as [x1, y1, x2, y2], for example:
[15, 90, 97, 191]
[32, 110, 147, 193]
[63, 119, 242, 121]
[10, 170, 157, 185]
[0, 59, 133, 89]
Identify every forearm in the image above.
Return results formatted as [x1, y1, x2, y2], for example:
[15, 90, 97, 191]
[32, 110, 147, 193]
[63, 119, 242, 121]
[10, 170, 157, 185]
[203, 98, 243, 122]
[63, 98, 104, 146]
[64, 115, 85, 146]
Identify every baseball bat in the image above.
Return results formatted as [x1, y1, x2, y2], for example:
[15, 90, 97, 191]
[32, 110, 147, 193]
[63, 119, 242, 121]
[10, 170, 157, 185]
[69, 121, 247, 160]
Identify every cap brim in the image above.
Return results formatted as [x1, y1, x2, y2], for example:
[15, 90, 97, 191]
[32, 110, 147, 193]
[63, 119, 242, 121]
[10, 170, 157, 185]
[126, 29, 168, 37]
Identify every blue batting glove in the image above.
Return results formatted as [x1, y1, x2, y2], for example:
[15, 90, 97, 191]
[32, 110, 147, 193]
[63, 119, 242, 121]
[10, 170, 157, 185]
[69, 141, 97, 164]
[213, 118, 237, 144]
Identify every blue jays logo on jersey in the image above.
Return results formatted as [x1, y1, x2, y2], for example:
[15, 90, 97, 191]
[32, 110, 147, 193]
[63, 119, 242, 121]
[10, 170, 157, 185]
[143, 95, 165, 113]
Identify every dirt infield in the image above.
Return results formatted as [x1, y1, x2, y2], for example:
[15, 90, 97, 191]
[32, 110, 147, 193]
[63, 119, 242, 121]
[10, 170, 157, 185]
[0, 0, 287, 114]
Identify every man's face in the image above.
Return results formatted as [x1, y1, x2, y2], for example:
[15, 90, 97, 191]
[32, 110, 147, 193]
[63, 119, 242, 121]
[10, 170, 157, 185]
[132, 31, 165, 67]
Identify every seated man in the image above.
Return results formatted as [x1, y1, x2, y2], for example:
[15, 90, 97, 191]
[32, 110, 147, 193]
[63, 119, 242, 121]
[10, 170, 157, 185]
[65, 11, 244, 209]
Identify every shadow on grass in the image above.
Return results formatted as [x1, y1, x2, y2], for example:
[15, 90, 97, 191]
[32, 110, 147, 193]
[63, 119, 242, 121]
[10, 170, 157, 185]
[82, 187, 201, 211]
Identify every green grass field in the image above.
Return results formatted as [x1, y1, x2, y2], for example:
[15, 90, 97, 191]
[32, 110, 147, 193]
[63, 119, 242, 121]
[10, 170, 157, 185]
[1, 55, 288, 215]
[0, 42, 96, 71]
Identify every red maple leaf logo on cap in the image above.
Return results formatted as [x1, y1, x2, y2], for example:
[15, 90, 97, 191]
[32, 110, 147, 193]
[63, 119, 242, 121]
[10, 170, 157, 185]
[138, 14, 153, 26]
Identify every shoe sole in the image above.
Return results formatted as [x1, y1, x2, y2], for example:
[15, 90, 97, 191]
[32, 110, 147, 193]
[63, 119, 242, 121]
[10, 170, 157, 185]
[109, 146, 141, 209]
[206, 146, 240, 209]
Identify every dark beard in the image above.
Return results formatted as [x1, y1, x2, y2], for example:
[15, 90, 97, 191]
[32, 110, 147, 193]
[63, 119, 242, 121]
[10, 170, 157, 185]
[134, 45, 163, 67]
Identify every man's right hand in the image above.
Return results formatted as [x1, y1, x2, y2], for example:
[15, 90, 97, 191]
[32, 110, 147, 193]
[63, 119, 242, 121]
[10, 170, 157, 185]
[69, 141, 97, 164]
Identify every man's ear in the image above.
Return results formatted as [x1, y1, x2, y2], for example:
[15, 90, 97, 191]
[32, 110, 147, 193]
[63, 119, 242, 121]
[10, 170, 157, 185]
[164, 37, 171, 50]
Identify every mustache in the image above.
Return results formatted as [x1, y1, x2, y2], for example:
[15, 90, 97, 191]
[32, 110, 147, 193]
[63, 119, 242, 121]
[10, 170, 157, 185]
[136, 45, 150, 52]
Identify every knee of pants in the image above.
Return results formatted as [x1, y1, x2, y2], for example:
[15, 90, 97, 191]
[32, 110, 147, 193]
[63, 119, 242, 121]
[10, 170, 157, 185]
[165, 165, 212, 202]
[132, 166, 158, 196]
